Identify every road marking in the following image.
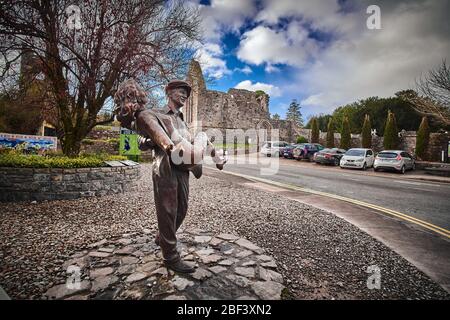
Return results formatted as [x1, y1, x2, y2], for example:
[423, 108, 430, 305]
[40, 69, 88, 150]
[220, 170, 450, 239]
[395, 180, 441, 187]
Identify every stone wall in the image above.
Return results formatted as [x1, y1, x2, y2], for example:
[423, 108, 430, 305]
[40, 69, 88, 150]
[0, 165, 141, 202]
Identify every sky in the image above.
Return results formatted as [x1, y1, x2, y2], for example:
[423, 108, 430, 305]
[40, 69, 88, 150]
[189, 0, 450, 121]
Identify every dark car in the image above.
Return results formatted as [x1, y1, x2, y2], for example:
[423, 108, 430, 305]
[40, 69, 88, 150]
[293, 143, 325, 161]
[282, 144, 300, 159]
[313, 148, 346, 166]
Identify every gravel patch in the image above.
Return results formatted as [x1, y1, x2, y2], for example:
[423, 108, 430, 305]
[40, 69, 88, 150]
[1, 164, 449, 299]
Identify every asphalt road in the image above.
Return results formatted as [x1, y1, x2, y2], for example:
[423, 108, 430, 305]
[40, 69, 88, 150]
[207, 155, 450, 231]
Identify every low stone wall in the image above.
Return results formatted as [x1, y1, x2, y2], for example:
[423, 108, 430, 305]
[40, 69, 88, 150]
[0, 165, 141, 202]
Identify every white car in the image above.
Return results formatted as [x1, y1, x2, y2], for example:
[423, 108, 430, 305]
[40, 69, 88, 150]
[340, 148, 375, 170]
[374, 150, 415, 174]
[260, 141, 289, 157]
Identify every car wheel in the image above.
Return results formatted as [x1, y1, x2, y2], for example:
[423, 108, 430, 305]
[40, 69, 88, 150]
[334, 158, 340, 166]
[362, 163, 367, 171]
[374, 167, 379, 172]
[400, 165, 405, 174]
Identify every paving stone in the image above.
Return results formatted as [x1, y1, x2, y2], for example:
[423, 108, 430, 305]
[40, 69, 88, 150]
[225, 274, 251, 288]
[117, 238, 133, 246]
[150, 267, 168, 277]
[195, 248, 215, 256]
[258, 266, 282, 282]
[256, 255, 273, 262]
[235, 267, 255, 278]
[98, 247, 115, 253]
[216, 233, 240, 241]
[115, 246, 136, 255]
[136, 261, 160, 274]
[90, 267, 114, 278]
[191, 268, 212, 281]
[235, 250, 253, 258]
[209, 237, 223, 246]
[45, 280, 91, 300]
[251, 281, 284, 300]
[200, 254, 222, 264]
[91, 275, 118, 292]
[242, 260, 256, 267]
[235, 238, 263, 254]
[172, 276, 194, 291]
[261, 261, 277, 269]
[88, 251, 111, 258]
[89, 239, 107, 248]
[125, 272, 148, 283]
[236, 295, 257, 300]
[218, 259, 236, 266]
[116, 264, 135, 275]
[208, 266, 227, 274]
[194, 236, 212, 244]
[121, 256, 139, 265]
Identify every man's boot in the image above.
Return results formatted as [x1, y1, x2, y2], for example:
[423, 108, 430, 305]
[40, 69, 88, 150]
[164, 259, 195, 273]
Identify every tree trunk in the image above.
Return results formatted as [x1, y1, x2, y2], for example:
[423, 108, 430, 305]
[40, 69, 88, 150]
[61, 132, 83, 157]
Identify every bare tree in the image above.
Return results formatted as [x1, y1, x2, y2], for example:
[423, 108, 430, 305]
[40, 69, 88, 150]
[397, 60, 450, 127]
[0, 0, 201, 156]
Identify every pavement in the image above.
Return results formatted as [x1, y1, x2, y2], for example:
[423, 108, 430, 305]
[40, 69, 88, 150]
[204, 166, 450, 294]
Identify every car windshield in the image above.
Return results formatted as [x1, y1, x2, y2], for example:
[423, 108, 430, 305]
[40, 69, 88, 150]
[345, 149, 365, 156]
[264, 143, 271, 148]
[378, 152, 398, 158]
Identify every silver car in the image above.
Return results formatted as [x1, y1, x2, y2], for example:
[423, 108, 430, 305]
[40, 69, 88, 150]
[373, 150, 415, 174]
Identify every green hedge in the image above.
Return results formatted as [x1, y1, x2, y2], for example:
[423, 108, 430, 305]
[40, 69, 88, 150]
[0, 151, 127, 168]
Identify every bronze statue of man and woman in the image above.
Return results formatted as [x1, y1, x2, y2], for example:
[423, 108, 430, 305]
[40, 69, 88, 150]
[113, 79, 226, 273]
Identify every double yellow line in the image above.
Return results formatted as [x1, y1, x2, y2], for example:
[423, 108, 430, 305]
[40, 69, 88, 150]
[222, 170, 450, 239]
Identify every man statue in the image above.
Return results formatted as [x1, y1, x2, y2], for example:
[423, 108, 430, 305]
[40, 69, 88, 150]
[114, 79, 225, 273]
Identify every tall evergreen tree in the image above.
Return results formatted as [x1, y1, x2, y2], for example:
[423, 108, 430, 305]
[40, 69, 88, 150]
[415, 116, 430, 160]
[286, 99, 304, 127]
[383, 110, 399, 149]
[311, 118, 320, 143]
[272, 113, 280, 120]
[340, 116, 351, 149]
[326, 118, 335, 148]
[361, 114, 372, 148]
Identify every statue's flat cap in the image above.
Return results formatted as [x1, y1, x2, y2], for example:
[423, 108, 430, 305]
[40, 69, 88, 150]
[165, 80, 191, 97]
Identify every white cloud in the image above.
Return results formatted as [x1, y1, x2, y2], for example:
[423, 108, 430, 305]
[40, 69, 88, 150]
[235, 80, 282, 97]
[236, 22, 319, 67]
[234, 65, 252, 74]
[195, 43, 231, 79]
[196, 0, 257, 41]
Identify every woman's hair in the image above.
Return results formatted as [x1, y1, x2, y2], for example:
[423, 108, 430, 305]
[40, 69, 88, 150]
[114, 79, 148, 129]
[114, 79, 148, 110]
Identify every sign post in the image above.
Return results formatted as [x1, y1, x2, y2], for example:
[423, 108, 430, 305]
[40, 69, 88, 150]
[119, 128, 141, 162]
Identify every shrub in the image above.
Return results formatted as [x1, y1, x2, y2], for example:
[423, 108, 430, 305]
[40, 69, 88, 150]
[296, 136, 308, 143]
[310, 118, 320, 143]
[361, 114, 372, 148]
[383, 110, 399, 149]
[0, 150, 126, 168]
[415, 116, 430, 160]
[326, 118, 335, 148]
[340, 116, 351, 149]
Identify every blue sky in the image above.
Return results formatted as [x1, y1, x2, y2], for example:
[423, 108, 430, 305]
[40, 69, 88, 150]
[190, 0, 449, 121]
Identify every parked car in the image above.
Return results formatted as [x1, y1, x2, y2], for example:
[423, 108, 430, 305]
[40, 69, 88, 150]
[282, 144, 300, 159]
[373, 150, 415, 174]
[340, 148, 375, 170]
[293, 143, 325, 161]
[313, 148, 347, 166]
[260, 141, 289, 157]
